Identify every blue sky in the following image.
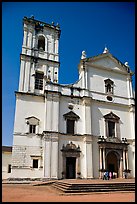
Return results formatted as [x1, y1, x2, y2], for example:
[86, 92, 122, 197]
[2, 2, 135, 146]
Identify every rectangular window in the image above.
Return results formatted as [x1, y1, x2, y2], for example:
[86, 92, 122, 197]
[108, 121, 115, 137]
[35, 72, 44, 90]
[67, 119, 74, 134]
[29, 125, 36, 134]
[33, 159, 38, 168]
[8, 164, 11, 173]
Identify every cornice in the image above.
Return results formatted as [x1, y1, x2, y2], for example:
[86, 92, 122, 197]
[15, 91, 45, 98]
[20, 54, 60, 65]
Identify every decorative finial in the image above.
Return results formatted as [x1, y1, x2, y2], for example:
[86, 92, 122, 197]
[103, 46, 109, 54]
[81, 50, 87, 59]
[56, 23, 60, 28]
[30, 15, 34, 19]
[124, 62, 130, 73]
[124, 62, 129, 67]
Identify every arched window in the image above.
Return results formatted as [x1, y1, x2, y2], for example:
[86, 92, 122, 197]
[38, 36, 45, 51]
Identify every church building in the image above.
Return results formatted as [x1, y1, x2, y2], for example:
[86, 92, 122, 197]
[11, 16, 135, 180]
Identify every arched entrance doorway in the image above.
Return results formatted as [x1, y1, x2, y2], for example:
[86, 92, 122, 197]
[106, 151, 119, 178]
[61, 142, 81, 179]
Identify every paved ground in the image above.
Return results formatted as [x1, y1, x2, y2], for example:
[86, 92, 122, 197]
[2, 179, 135, 202]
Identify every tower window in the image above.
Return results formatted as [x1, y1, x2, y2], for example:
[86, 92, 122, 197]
[38, 36, 45, 51]
[35, 72, 44, 90]
[67, 119, 75, 134]
[29, 124, 36, 134]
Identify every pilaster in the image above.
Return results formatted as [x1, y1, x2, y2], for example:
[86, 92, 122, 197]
[23, 27, 28, 47]
[18, 59, 25, 92]
[52, 94, 60, 132]
[82, 97, 92, 134]
[43, 133, 58, 179]
[84, 137, 93, 178]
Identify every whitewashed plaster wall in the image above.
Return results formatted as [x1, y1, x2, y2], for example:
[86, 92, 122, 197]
[91, 101, 131, 139]
[59, 96, 86, 134]
[87, 66, 128, 98]
[13, 94, 45, 136]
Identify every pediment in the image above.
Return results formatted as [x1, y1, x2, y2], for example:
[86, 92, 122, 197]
[25, 116, 40, 125]
[105, 137, 122, 144]
[63, 111, 80, 120]
[104, 111, 120, 121]
[86, 53, 131, 74]
[61, 142, 81, 152]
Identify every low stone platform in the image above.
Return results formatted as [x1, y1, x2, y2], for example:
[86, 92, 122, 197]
[51, 178, 135, 194]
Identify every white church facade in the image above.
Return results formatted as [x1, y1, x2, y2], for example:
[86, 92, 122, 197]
[11, 16, 135, 180]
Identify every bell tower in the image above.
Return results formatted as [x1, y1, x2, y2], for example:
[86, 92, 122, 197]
[18, 16, 61, 93]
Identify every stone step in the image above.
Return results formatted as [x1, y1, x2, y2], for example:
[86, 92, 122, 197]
[52, 181, 135, 193]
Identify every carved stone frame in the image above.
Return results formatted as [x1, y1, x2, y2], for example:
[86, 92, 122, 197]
[61, 142, 81, 179]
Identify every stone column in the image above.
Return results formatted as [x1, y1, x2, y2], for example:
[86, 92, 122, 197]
[103, 148, 106, 170]
[126, 150, 129, 170]
[119, 157, 123, 178]
[99, 147, 102, 178]
[123, 149, 126, 170]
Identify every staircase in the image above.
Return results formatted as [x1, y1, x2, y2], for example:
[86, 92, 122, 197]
[52, 180, 135, 193]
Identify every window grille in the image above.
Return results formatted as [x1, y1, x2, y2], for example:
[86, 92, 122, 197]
[35, 72, 44, 90]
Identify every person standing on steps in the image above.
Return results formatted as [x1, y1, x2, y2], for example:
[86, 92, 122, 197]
[109, 171, 112, 179]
